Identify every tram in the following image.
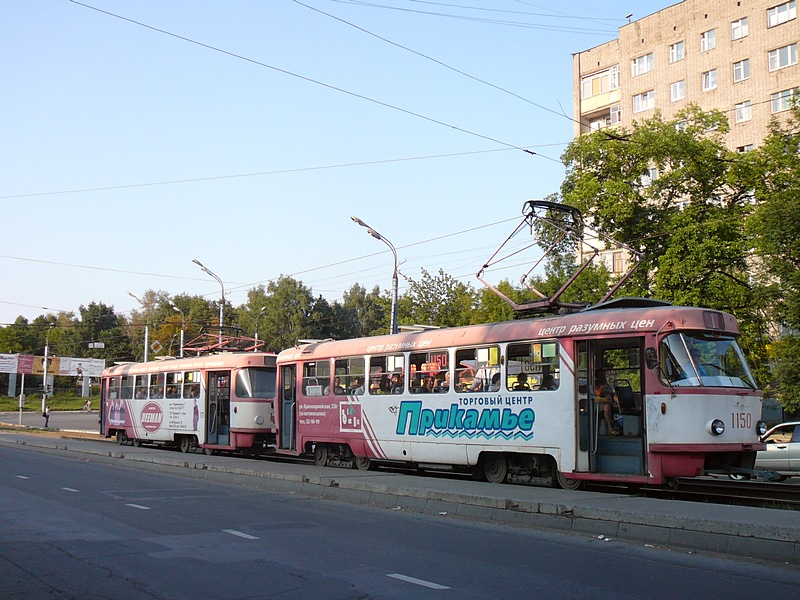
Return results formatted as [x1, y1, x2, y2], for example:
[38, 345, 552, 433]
[100, 353, 277, 454]
[273, 298, 767, 488]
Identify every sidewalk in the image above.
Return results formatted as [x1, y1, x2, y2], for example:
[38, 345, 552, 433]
[0, 428, 798, 566]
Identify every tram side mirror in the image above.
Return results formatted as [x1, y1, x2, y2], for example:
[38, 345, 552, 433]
[645, 347, 658, 370]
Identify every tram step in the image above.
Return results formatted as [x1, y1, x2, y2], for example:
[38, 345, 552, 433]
[597, 436, 641, 457]
[596, 453, 643, 475]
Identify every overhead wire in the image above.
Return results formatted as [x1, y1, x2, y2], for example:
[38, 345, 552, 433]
[68, 1, 561, 163]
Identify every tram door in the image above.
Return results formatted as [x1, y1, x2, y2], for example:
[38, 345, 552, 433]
[206, 371, 231, 446]
[576, 340, 646, 475]
[279, 365, 296, 451]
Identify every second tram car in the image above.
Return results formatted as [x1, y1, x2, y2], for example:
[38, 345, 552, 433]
[274, 299, 766, 488]
[100, 353, 277, 453]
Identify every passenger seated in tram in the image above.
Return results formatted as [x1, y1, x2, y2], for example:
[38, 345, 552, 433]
[539, 373, 558, 390]
[390, 373, 403, 394]
[488, 372, 501, 392]
[435, 371, 451, 393]
[594, 369, 621, 435]
[512, 373, 531, 391]
[376, 375, 392, 394]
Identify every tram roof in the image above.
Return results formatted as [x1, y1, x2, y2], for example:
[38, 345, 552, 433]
[277, 299, 740, 361]
[102, 352, 276, 377]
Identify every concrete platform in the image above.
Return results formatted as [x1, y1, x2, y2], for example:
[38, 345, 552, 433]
[1, 429, 798, 566]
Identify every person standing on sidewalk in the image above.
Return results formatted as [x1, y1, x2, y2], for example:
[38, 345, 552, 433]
[43, 405, 51, 428]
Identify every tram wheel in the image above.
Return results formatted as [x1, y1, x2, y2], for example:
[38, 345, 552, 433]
[482, 454, 508, 484]
[354, 455, 373, 471]
[555, 471, 583, 490]
[116, 431, 126, 445]
[314, 444, 329, 467]
[204, 447, 214, 456]
[131, 439, 141, 448]
[179, 436, 191, 453]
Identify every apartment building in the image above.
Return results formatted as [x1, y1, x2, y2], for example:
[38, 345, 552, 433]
[573, 0, 799, 153]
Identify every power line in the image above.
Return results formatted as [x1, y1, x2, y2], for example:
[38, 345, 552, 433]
[0, 145, 564, 200]
[68, 1, 560, 162]
[294, 1, 585, 127]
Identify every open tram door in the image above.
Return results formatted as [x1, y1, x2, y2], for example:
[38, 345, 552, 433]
[576, 339, 647, 478]
[206, 371, 231, 446]
[279, 365, 297, 451]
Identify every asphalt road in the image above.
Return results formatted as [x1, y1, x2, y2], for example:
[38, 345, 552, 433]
[2, 445, 799, 599]
[0, 410, 100, 432]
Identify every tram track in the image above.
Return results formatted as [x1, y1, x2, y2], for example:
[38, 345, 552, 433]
[640, 477, 800, 509]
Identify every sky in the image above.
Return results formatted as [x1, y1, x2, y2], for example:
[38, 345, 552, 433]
[1, 0, 672, 326]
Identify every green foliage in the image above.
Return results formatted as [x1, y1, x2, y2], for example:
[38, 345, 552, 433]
[400, 268, 477, 327]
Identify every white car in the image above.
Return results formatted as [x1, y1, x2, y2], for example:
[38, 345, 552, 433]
[755, 422, 800, 480]
[728, 422, 799, 481]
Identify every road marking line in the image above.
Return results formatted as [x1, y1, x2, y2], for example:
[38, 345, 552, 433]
[16, 476, 30, 479]
[62, 487, 79, 492]
[223, 529, 259, 540]
[387, 573, 450, 590]
[125, 503, 151, 510]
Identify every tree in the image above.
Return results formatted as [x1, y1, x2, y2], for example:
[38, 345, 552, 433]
[400, 269, 476, 327]
[342, 283, 387, 337]
[259, 276, 314, 350]
[747, 101, 800, 413]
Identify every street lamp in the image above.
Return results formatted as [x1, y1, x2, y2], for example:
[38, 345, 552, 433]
[171, 303, 185, 358]
[127, 291, 150, 362]
[254, 306, 266, 349]
[351, 216, 398, 335]
[193, 259, 225, 345]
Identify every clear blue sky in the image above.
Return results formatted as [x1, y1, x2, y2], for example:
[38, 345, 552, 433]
[1, 0, 670, 325]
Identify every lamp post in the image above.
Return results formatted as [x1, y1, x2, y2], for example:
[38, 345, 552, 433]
[193, 259, 225, 345]
[254, 306, 266, 349]
[351, 216, 398, 335]
[127, 291, 149, 362]
[171, 303, 185, 358]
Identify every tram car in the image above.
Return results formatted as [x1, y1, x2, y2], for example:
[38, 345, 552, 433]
[100, 353, 277, 454]
[273, 298, 766, 488]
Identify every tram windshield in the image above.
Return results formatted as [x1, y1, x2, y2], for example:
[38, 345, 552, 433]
[235, 367, 277, 398]
[659, 332, 756, 389]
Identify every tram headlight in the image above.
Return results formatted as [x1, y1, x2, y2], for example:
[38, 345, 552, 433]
[756, 420, 767, 436]
[254, 415, 264, 425]
[707, 419, 725, 436]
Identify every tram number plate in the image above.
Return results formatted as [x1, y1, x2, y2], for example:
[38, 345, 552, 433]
[731, 412, 752, 429]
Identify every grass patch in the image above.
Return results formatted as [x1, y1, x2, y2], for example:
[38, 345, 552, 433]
[0, 393, 95, 412]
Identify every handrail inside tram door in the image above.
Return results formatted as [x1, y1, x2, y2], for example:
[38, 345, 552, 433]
[590, 396, 600, 456]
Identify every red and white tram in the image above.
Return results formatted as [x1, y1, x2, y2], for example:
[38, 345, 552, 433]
[274, 298, 766, 488]
[100, 353, 277, 454]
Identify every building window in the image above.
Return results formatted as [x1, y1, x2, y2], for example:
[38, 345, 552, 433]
[640, 167, 658, 188]
[731, 17, 749, 40]
[580, 65, 620, 99]
[733, 59, 750, 82]
[612, 252, 624, 274]
[632, 90, 655, 113]
[700, 29, 717, 52]
[669, 41, 685, 63]
[631, 53, 654, 77]
[771, 88, 796, 113]
[737, 144, 755, 153]
[767, 1, 796, 28]
[670, 80, 686, 101]
[768, 43, 798, 71]
[735, 100, 752, 123]
[702, 69, 718, 91]
[675, 120, 688, 132]
[609, 104, 621, 124]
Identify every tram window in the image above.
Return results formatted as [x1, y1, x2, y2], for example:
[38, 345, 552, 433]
[134, 375, 148, 399]
[601, 348, 641, 393]
[335, 357, 365, 395]
[120, 375, 134, 399]
[409, 351, 448, 393]
[369, 355, 404, 395]
[183, 371, 200, 399]
[302, 360, 330, 397]
[165, 372, 182, 398]
[659, 333, 756, 388]
[506, 341, 560, 391]
[149, 373, 165, 399]
[236, 367, 277, 398]
[107, 377, 121, 400]
[455, 346, 500, 393]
